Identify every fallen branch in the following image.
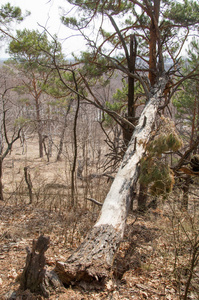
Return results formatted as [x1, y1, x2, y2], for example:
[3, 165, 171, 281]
[86, 197, 103, 206]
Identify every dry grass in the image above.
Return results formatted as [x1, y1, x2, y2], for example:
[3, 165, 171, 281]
[0, 136, 198, 299]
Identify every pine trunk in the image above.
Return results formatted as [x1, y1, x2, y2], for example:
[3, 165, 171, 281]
[55, 75, 168, 285]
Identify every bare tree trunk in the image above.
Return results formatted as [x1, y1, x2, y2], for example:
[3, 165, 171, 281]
[38, 129, 43, 158]
[123, 34, 137, 146]
[0, 159, 3, 201]
[56, 100, 72, 161]
[71, 73, 80, 207]
[137, 183, 148, 212]
[35, 96, 43, 158]
[56, 128, 65, 161]
[181, 176, 191, 210]
[24, 166, 33, 204]
[55, 75, 168, 285]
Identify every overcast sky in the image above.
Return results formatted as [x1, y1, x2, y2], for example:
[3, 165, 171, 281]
[0, 0, 86, 59]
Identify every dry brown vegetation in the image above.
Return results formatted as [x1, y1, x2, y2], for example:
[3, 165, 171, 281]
[0, 134, 198, 300]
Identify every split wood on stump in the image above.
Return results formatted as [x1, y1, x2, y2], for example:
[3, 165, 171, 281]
[55, 75, 168, 286]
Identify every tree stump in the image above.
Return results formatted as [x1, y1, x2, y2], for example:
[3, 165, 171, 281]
[20, 235, 62, 298]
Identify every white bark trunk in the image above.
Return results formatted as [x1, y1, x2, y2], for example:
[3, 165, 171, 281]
[95, 76, 167, 233]
[55, 75, 168, 285]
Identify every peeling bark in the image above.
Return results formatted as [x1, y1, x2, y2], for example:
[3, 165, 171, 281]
[56, 225, 121, 286]
[56, 75, 168, 285]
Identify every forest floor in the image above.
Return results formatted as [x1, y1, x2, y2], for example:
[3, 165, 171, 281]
[0, 138, 198, 299]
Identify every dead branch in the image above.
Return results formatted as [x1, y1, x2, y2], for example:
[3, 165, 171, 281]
[86, 197, 103, 206]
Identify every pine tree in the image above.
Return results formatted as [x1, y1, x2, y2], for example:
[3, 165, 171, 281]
[7, 29, 64, 158]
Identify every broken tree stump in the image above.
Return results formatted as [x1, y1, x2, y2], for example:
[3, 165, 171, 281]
[20, 235, 62, 298]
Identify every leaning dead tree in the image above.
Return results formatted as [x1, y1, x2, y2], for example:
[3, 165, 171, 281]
[55, 74, 168, 285]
